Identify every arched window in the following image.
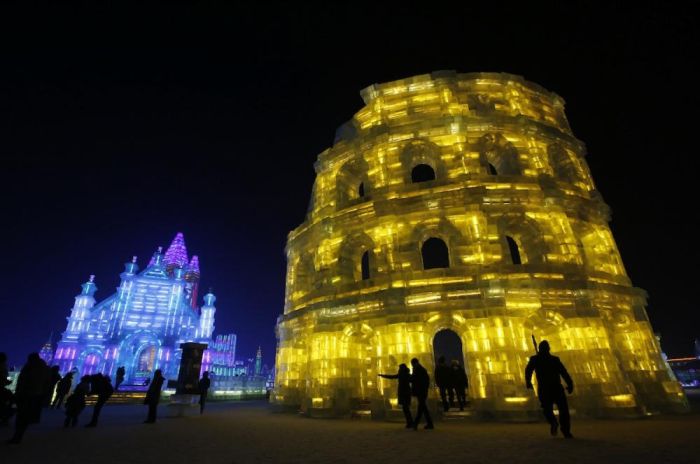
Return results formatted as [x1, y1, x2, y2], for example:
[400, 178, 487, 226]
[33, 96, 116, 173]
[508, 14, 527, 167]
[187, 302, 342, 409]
[336, 157, 369, 207]
[411, 164, 436, 183]
[361, 250, 370, 280]
[479, 133, 521, 176]
[506, 236, 522, 265]
[422, 237, 449, 269]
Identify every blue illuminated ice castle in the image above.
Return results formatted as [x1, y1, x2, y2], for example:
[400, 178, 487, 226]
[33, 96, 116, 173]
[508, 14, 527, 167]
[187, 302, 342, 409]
[54, 233, 236, 386]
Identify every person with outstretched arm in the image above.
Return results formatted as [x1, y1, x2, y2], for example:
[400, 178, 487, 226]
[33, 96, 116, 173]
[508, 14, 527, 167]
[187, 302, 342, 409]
[378, 363, 413, 428]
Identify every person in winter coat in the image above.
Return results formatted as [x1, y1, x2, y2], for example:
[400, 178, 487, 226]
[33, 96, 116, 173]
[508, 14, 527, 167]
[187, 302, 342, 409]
[0, 352, 14, 426]
[52, 371, 74, 409]
[525, 340, 574, 438]
[450, 360, 468, 411]
[434, 356, 453, 412]
[410, 358, 434, 430]
[114, 366, 125, 391]
[7, 353, 49, 444]
[198, 371, 211, 414]
[64, 375, 90, 428]
[43, 366, 61, 408]
[84, 373, 113, 427]
[143, 370, 165, 423]
[379, 363, 413, 427]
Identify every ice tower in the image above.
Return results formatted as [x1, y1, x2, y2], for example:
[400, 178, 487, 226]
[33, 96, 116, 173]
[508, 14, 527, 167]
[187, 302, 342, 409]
[273, 71, 688, 419]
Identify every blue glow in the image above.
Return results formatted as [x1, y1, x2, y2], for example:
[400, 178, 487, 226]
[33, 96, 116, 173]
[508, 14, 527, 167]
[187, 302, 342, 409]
[54, 234, 237, 387]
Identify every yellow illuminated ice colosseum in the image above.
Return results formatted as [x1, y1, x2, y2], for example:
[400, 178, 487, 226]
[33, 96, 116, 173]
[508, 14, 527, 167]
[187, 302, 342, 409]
[273, 71, 688, 419]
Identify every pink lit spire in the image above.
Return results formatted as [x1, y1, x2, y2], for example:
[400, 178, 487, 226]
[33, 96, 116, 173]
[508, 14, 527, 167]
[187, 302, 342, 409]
[163, 232, 189, 268]
[188, 255, 200, 274]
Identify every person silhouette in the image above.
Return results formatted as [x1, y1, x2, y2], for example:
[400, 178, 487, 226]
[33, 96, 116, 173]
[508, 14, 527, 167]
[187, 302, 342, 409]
[379, 363, 413, 428]
[525, 340, 574, 438]
[450, 360, 468, 411]
[64, 375, 90, 428]
[52, 371, 74, 409]
[0, 352, 13, 426]
[8, 353, 49, 444]
[43, 366, 61, 408]
[198, 371, 211, 414]
[114, 366, 125, 391]
[410, 358, 434, 430]
[143, 369, 165, 423]
[85, 374, 113, 427]
[434, 356, 452, 412]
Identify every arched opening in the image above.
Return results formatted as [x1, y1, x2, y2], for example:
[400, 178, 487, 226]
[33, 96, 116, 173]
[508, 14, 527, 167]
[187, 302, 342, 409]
[506, 235, 522, 265]
[361, 250, 370, 280]
[433, 329, 465, 368]
[422, 237, 449, 269]
[338, 234, 377, 284]
[479, 133, 521, 176]
[411, 164, 436, 183]
[336, 157, 370, 207]
[433, 329, 468, 410]
[133, 345, 157, 384]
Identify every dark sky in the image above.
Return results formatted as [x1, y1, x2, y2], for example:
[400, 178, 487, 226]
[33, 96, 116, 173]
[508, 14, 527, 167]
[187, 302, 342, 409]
[1, 2, 698, 366]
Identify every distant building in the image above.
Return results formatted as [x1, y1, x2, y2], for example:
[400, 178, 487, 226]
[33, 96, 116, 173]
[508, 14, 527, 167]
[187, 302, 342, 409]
[53, 233, 237, 386]
[38, 334, 54, 365]
[667, 357, 700, 389]
[209, 334, 238, 380]
[255, 346, 262, 376]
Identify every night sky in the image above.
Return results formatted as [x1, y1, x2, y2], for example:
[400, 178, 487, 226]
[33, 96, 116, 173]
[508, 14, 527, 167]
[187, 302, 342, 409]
[1, 3, 698, 367]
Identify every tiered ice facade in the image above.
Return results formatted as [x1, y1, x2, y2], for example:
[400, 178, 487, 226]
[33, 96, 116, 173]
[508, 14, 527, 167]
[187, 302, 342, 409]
[54, 233, 236, 386]
[274, 71, 688, 418]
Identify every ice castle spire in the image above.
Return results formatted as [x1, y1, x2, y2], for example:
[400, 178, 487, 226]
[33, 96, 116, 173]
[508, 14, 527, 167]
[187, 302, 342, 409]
[148, 246, 164, 267]
[255, 346, 262, 375]
[124, 256, 139, 275]
[81, 274, 98, 296]
[163, 232, 189, 268]
[188, 255, 200, 275]
[39, 332, 54, 364]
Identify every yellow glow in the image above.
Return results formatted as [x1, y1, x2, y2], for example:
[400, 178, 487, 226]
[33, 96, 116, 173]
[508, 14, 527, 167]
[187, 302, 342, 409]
[273, 71, 688, 417]
[504, 397, 529, 403]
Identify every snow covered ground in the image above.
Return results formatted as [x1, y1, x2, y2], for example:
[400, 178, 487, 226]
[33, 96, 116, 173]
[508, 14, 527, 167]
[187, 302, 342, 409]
[3, 399, 698, 464]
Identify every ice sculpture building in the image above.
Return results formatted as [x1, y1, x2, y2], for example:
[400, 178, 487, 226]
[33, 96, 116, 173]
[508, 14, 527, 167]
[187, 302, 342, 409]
[54, 233, 235, 385]
[273, 71, 688, 418]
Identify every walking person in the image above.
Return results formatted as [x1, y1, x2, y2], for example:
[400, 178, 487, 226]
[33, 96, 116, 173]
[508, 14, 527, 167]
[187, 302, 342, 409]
[52, 371, 74, 409]
[114, 366, 125, 391]
[450, 360, 468, 411]
[85, 373, 113, 427]
[434, 356, 452, 412]
[198, 371, 211, 414]
[64, 375, 90, 428]
[7, 353, 49, 444]
[143, 369, 165, 423]
[410, 358, 434, 430]
[379, 363, 413, 428]
[525, 340, 574, 438]
[43, 366, 61, 408]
